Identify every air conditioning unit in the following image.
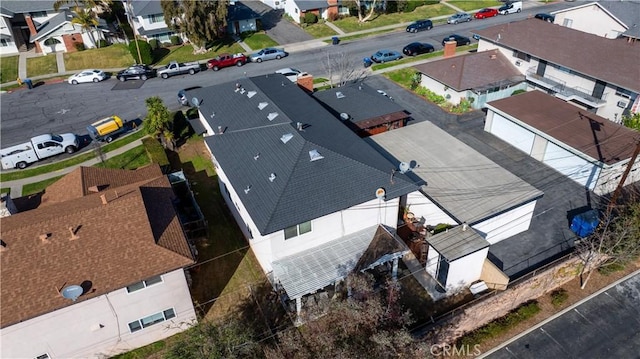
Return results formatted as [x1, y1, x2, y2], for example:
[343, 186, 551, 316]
[617, 100, 628, 108]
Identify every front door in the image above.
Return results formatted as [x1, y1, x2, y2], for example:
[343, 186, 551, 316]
[536, 60, 547, 77]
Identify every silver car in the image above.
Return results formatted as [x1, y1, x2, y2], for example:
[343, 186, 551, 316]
[447, 12, 472, 24]
[249, 48, 288, 63]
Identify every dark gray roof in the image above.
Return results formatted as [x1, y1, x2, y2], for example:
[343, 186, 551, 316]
[32, 10, 72, 41]
[137, 26, 172, 36]
[430, 225, 489, 261]
[294, 0, 332, 11]
[130, 0, 163, 17]
[228, 2, 261, 22]
[195, 75, 420, 235]
[0, 1, 64, 14]
[312, 82, 407, 124]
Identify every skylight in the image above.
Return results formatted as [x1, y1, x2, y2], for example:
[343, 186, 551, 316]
[247, 91, 257, 98]
[280, 133, 293, 144]
[258, 102, 268, 110]
[267, 112, 279, 121]
[336, 92, 345, 99]
[309, 149, 324, 162]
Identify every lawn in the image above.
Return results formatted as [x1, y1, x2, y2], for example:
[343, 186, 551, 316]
[332, 3, 455, 33]
[304, 23, 338, 38]
[94, 145, 150, 169]
[241, 32, 279, 51]
[448, 0, 502, 11]
[21, 176, 63, 196]
[155, 42, 246, 65]
[64, 43, 134, 71]
[26, 55, 58, 77]
[0, 55, 19, 84]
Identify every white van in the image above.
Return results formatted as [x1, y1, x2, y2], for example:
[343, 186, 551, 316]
[499, 1, 522, 15]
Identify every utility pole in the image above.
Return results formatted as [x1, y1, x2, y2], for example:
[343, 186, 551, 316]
[606, 138, 640, 215]
[126, 0, 142, 64]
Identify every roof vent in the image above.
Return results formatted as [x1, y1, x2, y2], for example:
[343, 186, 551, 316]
[68, 226, 80, 241]
[462, 222, 468, 231]
[489, 54, 497, 59]
[39, 233, 51, 244]
[269, 173, 276, 182]
[254, 152, 260, 160]
[240, 87, 246, 94]
[296, 122, 304, 131]
[0, 239, 7, 252]
[234, 83, 242, 92]
[267, 112, 279, 121]
[309, 149, 324, 162]
[100, 194, 108, 205]
[281, 133, 293, 143]
[244, 185, 251, 194]
[340, 113, 350, 121]
[336, 91, 345, 99]
[247, 90, 257, 98]
[258, 102, 268, 110]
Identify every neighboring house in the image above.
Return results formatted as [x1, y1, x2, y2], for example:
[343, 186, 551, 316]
[312, 82, 410, 137]
[227, 1, 261, 35]
[475, 18, 640, 123]
[485, 90, 640, 195]
[188, 75, 421, 313]
[551, 0, 640, 41]
[413, 49, 526, 110]
[268, 0, 344, 24]
[0, 165, 197, 359]
[126, 0, 175, 43]
[368, 121, 543, 292]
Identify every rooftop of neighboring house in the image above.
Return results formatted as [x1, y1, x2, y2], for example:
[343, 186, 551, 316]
[413, 49, 525, 92]
[367, 120, 543, 225]
[552, 0, 640, 39]
[0, 165, 194, 328]
[227, 1, 261, 22]
[294, 0, 334, 11]
[430, 224, 489, 261]
[486, 90, 640, 166]
[312, 82, 408, 128]
[129, 0, 163, 17]
[190, 75, 420, 235]
[475, 18, 640, 93]
[0, 1, 64, 16]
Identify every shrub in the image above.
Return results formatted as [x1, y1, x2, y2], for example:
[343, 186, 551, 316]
[170, 35, 181, 46]
[550, 289, 568, 307]
[74, 43, 86, 51]
[511, 89, 526, 96]
[142, 137, 169, 169]
[128, 40, 153, 65]
[148, 39, 160, 50]
[97, 39, 108, 48]
[303, 12, 318, 24]
[328, 12, 339, 21]
[598, 261, 626, 276]
[410, 72, 421, 90]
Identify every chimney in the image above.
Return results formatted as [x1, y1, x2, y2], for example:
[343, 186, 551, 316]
[100, 194, 108, 205]
[296, 73, 314, 93]
[443, 40, 457, 58]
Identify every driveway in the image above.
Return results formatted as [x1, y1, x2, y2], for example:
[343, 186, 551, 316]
[241, 1, 314, 45]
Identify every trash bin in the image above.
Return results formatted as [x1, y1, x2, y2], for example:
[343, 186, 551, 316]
[25, 78, 33, 89]
[363, 57, 372, 68]
[332, 36, 340, 45]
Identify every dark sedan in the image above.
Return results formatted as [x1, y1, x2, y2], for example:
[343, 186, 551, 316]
[402, 42, 435, 56]
[535, 13, 555, 22]
[116, 65, 156, 82]
[442, 34, 471, 47]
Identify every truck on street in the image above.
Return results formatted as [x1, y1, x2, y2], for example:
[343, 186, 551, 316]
[206, 53, 247, 71]
[1, 133, 79, 170]
[156, 61, 201, 79]
[87, 115, 128, 143]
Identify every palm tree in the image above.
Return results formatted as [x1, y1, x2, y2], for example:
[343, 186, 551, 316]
[55, 0, 112, 48]
[71, 7, 99, 48]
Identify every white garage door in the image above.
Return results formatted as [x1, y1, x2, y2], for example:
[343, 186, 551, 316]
[489, 113, 535, 154]
[543, 141, 599, 189]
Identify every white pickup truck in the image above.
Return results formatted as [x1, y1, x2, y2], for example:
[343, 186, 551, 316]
[0, 133, 79, 170]
[156, 61, 201, 79]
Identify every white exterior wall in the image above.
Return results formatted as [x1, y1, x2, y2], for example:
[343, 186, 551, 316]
[0, 269, 196, 359]
[445, 247, 489, 291]
[405, 191, 456, 227]
[0, 16, 19, 55]
[594, 158, 640, 195]
[486, 112, 535, 154]
[543, 141, 600, 189]
[260, 0, 283, 10]
[284, 1, 302, 23]
[419, 74, 464, 105]
[472, 200, 537, 244]
[552, 4, 626, 38]
[425, 244, 439, 278]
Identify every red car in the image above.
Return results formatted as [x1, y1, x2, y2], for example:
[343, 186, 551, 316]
[474, 8, 498, 19]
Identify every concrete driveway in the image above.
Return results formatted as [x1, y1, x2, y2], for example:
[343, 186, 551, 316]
[241, 1, 314, 45]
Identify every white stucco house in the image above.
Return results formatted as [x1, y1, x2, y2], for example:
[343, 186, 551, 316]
[551, 1, 640, 41]
[126, 0, 176, 43]
[0, 165, 197, 359]
[485, 90, 640, 195]
[261, 0, 346, 24]
[474, 18, 640, 123]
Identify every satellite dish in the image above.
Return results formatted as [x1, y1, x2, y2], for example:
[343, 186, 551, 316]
[61, 285, 84, 301]
[191, 97, 200, 107]
[375, 187, 386, 199]
[340, 113, 350, 121]
[399, 162, 411, 174]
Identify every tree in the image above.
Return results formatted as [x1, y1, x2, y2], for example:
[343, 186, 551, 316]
[320, 51, 367, 88]
[71, 7, 99, 48]
[144, 96, 172, 147]
[354, 0, 380, 23]
[128, 39, 153, 65]
[622, 112, 640, 131]
[161, 0, 229, 53]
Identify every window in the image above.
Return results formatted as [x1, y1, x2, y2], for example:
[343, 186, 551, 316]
[1, 39, 8, 47]
[126, 275, 162, 293]
[128, 308, 176, 333]
[284, 221, 312, 239]
[35, 355, 50, 359]
[563, 18, 573, 28]
[512, 50, 530, 62]
[148, 14, 165, 23]
[44, 38, 61, 46]
[30, 11, 47, 18]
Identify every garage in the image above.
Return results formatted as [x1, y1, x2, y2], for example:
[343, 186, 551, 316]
[486, 112, 535, 154]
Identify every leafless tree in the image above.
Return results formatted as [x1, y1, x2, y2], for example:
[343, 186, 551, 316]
[320, 51, 368, 88]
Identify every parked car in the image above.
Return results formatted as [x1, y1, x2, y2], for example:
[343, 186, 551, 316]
[370, 50, 403, 63]
[402, 42, 434, 56]
[275, 68, 308, 82]
[447, 12, 472, 24]
[249, 48, 288, 63]
[67, 69, 107, 84]
[116, 65, 156, 82]
[499, 1, 522, 15]
[406, 19, 433, 33]
[156, 61, 201, 79]
[535, 13, 555, 22]
[207, 53, 247, 71]
[474, 8, 498, 19]
[442, 34, 471, 46]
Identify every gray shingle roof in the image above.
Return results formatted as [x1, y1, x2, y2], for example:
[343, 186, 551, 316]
[228, 1, 261, 22]
[194, 75, 420, 235]
[0, 1, 62, 14]
[31, 9, 73, 41]
[130, 0, 163, 17]
[294, 0, 332, 11]
[475, 18, 640, 93]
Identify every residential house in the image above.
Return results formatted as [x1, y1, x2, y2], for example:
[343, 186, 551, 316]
[188, 75, 421, 313]
[227, 2, 261, 35]
[413, 49, 527, 110]
[262, 0, 345, 24]
[312, 82, 410, 137]
[368, 121, 542, 292]
[0, 165, 197, 359]
[126, 0, 175, 43]
[551, 0, 640, 40]
[475, 18, 640, 123]
[484, 90, 640, 195]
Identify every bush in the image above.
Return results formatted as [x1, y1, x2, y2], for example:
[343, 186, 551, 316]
[511, 89, 526, 96]
[97, 39, 108, 48]
[170, 35, 181, 46]
[598, 261, 626, 276]
[142, 137, 169, 170]
[74, 43, 86, 51]
[550, 289, 568, 307]
[128, 40, 153, 65]
[148, 39, 160, 50]
[303, 12, 318, 24]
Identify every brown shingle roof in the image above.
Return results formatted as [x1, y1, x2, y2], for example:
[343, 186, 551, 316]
[0, 166, 194, 328]
[413, 49, 524, 91]
[475, 18, 640, 93]
[486, 90, 640, 165]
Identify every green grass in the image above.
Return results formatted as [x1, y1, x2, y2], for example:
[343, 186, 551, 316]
[94, 145, 150, 169]
[1, 188, 10, 195]
[458, 301, 541, 346]
[332, 3, 454, 33]
[384, 67, 417, 89]
[1, 55, 19, 84]
[21, 176, 64, 196]
[155, 42, 246, 65]
[111, 341, 166, 359]
[64, 44, 134, 71]
[241, 32, 279, 50]
[26, 55, 58, 77]
[448, 0, 502, 11]
[304, 23, 338, 38]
